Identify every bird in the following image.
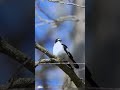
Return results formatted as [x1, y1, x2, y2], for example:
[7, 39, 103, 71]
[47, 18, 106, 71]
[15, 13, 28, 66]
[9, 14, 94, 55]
[53, 38, 79, 69]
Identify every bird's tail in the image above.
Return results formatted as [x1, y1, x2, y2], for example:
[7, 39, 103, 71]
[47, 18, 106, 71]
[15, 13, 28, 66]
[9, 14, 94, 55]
[74, 63, 79, 69]
[67, 52, 79, 69]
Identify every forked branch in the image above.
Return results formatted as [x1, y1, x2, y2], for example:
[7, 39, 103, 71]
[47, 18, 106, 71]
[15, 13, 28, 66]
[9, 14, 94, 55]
[35, 43, 85, 88]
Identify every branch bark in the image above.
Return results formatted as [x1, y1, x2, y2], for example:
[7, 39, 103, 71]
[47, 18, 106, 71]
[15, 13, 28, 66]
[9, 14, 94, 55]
[35, 42, 58, 59]
[0, 37, 35, 74]
[35, 43, 85, 88]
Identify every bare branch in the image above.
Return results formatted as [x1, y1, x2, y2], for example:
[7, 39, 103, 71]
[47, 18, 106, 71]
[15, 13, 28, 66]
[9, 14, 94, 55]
[35, 1, 80, 27]
[36, 0, 55, 20]
[35, 59, 85, 66]
[48, 0, 84, 7]
[35, 42, 58, 59]
[35, 43, 85, 88]
[35, 12, 79, 28]
[0, 78, 34, 89]
[0, 37, 35, 74]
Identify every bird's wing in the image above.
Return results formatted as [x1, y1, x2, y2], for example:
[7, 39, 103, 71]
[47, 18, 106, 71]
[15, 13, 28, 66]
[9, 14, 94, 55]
[62, 44, 73, 59]
[62, 44, 79, 69]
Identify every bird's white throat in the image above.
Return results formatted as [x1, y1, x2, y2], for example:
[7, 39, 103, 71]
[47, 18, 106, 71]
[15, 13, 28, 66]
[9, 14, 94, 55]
[53, 41, 66, 57]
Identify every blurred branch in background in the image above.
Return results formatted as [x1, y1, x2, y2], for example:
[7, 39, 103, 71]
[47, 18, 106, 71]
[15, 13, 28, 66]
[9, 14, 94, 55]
[35, 65, 57, 90]
[35, 0, 81, 28]
[35, 43, 85, 88]
[35, 11, 80, 28]
[48, 0, 85, 7]
[62, 75, 77, 90]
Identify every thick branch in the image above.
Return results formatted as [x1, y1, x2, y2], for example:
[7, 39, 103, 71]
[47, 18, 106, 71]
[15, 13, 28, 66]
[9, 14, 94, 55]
[35, 43, 85, 88]
[35, 42, 58, 59]
[0, 37, 34, 74]
[10, 78, 34, 88]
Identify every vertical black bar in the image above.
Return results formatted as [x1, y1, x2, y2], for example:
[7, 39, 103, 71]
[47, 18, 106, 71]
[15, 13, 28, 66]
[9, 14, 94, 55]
[86, 0, 120, 89]
[0, 0, 35, 89]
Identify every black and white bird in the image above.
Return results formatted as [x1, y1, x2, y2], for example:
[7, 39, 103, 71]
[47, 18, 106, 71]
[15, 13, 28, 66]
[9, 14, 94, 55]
[53, 38, 79, 69]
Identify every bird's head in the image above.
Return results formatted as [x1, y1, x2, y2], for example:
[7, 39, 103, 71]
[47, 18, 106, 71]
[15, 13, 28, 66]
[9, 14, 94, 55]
[55, 38, 62, 43]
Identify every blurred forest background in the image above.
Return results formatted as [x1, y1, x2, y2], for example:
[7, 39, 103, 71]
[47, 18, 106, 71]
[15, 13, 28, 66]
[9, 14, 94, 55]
[35, 0, 85, 90]
[0, 0, 34, 87]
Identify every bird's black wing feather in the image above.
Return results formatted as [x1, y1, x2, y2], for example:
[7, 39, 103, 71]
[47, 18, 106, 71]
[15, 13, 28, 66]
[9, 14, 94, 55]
[62, 44, 79, 69]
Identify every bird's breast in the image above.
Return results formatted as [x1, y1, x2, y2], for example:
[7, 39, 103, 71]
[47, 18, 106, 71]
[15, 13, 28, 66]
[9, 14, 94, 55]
[53, 42, 66, 56]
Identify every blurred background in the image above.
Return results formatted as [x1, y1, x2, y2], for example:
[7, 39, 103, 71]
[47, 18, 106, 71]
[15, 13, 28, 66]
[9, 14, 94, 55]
[35, 0, 85, 90]
[0, 0, 34, 85]
[86, 0, 120, 88]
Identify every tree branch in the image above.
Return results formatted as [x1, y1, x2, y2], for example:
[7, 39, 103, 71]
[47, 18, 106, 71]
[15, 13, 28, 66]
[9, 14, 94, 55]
[35, 43, 85, 88]
[0, 37, 35, 74]
[35, 43, 58, 59]
[48, 0, 84, 7]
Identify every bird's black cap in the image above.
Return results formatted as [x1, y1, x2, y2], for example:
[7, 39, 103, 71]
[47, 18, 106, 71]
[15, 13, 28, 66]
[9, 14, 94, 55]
[55, 38, 62, 43]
